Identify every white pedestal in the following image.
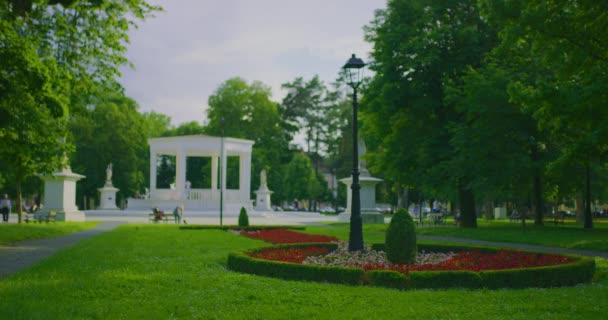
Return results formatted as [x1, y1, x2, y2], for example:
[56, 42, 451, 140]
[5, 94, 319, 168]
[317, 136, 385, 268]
[340, 176, 383, 214]
[41, 168, 86, 221]
[255, 190, 273, 211]
[494, 207, 507, 220]
[98, 186, 119, 210]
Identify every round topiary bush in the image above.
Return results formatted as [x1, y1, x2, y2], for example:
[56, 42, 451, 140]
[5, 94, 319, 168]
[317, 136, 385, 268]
[385, 208, 417, 264]
[238, 206, 249, 227]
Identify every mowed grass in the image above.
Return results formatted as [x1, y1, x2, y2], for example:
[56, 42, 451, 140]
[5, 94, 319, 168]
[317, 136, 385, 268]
[0, 224, 606, 319]
[0, 222, 99, 245]
[304, 220, 608, 252]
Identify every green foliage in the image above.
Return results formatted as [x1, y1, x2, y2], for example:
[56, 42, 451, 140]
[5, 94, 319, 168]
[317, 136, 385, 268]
[205, 77, 290, 202]
[238, 207, 250, 227]
[70, 84, 149, 202]
[385, 208, 417, 264]
[363, 0, 493, 227]
[0, 20, 70, 219]
[142, 111, 172, 138]
[283, 153, 320, 203]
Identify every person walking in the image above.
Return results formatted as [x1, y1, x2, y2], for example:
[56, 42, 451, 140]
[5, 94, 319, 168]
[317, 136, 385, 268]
[1, 194, 11, 222]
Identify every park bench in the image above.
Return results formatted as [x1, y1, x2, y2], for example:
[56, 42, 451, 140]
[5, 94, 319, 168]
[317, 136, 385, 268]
[24, 211, 56, 223]
[509, 212, 522, 222]
[148, 209, 177, 224]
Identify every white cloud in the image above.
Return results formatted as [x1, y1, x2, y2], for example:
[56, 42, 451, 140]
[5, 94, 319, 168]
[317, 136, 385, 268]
[120, 0, 385, 126]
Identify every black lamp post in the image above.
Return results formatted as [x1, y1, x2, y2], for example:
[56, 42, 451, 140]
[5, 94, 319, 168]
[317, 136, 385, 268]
[343, 53, 365, 252]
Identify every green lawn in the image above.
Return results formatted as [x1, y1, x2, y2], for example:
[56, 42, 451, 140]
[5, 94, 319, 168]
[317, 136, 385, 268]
[304, 220, 608, 252]
[0, 224, 606, 319]
[0, 222, 99, 245]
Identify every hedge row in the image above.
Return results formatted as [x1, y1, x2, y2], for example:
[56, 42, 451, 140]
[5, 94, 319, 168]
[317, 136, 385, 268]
[228, 243, 363, 285]
[180, 225, 306, 231]
[229, 243, 596, 290]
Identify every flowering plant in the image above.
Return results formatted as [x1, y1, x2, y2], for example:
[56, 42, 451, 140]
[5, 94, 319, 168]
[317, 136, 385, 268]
[249, 240, 573, 274]
[240, 229, 339, 244]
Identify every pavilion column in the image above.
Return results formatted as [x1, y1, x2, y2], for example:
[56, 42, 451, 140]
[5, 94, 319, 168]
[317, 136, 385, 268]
[150, 152, 157, 194]
[211, 154, 218, 190]
[240, 152, 251, 203]
[176, 150, 186, 200]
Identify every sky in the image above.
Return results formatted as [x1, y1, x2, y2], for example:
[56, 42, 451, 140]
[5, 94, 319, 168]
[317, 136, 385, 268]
[119, 0, 387, 127]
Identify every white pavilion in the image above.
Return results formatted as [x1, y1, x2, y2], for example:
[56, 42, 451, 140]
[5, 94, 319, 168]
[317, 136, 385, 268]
[127, 135, 254, 214]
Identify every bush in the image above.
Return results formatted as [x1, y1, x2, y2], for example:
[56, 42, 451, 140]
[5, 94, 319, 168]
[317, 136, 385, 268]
[366, 270, 406, 289]
[409, 271, 482, 289]
[238, 207, 249, 227]
[480, 257, 596, 289]
[385, 208, 417, 264]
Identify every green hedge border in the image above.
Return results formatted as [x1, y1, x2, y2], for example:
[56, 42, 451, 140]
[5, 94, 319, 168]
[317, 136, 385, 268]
[228, 243, 595, 290]
[180, 225, 306, 231]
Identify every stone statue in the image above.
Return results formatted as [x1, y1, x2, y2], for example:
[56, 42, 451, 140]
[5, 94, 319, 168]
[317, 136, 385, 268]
[358, 139, 370, 177]
[105, 163, 113, 186]
[260, 169, 267, 187]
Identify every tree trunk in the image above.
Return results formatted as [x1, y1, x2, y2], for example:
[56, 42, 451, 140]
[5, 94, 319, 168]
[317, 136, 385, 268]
[484, 196, 493, 220]
[458, 184, 477, 228]
[16, 176, 23, 224]
[397, 186, 408, 209]
[533, 173, 544, 226]
[584, 163, 593, 229]
[575, 192, 584, 223]
[530, 142, 544, 226]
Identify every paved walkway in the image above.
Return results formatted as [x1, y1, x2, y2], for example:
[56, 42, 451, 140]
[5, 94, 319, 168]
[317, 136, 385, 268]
[1, 219, 606, 279]
[0, 221, 123, 279]
[417, 235, 608, 259]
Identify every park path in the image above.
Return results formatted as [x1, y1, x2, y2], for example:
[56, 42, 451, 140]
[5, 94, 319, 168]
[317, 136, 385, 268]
[0, 221, 606, 280]
[0, 221, 124, 279]
[417, 234, 608, 258]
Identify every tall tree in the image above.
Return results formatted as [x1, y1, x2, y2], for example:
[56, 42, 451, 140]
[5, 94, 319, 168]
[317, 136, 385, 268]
[205, 78, 290, 203]
[0, 21, 68, 222]
[363, 0, 496, 227]
[70, 84, 148, 207]
[481, 0, 608, 228]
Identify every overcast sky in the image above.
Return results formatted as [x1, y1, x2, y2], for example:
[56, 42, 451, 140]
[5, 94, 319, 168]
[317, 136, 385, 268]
[118, 0, 386, 126]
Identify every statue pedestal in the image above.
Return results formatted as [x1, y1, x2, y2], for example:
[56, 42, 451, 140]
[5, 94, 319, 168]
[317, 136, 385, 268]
[255, 189, 273, 211]
[41, 168, 86, 221]
[98, 186, 119, 210]
[339, 176, 384, 224]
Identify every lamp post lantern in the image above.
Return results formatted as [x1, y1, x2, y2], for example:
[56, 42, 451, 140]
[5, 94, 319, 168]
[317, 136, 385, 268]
[343, 53, 365, 252]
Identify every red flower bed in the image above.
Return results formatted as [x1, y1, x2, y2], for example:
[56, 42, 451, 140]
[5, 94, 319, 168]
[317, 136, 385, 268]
[240, 229, 339, 244]
[366, 250, 574, 274]
[249, 246, 330, 263]
[250, 245, 573, 273]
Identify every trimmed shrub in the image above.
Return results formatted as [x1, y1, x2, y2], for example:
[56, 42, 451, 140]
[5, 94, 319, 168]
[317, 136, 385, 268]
[238, 207, 249, 227]
[385, 208, 417, 264]
[480, 257, 596, 289]
[366, 270, 407, 289]
[409, 271, 482, 289]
